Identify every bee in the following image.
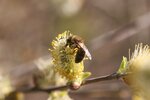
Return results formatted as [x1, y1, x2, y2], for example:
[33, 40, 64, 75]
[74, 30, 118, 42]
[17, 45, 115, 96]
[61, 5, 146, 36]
[66, 35, 92, 63]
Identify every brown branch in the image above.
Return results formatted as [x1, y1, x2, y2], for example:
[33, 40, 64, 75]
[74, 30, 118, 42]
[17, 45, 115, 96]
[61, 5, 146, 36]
[82, 73, 125, 85]
[21, 73, 126, 93]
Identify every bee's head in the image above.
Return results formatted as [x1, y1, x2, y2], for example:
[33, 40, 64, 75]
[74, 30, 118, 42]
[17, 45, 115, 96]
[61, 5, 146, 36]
[66, 35, 83, 48]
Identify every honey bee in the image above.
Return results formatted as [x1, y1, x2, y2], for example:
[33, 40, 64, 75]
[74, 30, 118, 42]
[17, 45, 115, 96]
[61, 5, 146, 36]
[66, 35, 92, 63]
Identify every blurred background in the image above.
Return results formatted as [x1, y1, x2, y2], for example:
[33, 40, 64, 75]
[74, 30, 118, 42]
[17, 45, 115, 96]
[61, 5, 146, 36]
[0, 0, 150, 100]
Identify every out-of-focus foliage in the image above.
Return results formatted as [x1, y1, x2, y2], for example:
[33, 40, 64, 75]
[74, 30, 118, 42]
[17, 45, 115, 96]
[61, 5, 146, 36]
[50, 0, 84, 17]
[48, 91, 71, 100]
[34, 58, 72, 100]
[0, 74, 14, 100]
[34, 58, 67, 88]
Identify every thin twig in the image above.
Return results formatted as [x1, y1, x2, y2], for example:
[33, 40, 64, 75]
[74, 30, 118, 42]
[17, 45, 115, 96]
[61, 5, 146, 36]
[21, 73, 126, 93]
[83, 72, 125, 85]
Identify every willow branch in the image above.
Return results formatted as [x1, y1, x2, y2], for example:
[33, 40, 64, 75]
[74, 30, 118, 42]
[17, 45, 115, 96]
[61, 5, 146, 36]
[21, 72, 126, 93]
[82, 73, 126, 85]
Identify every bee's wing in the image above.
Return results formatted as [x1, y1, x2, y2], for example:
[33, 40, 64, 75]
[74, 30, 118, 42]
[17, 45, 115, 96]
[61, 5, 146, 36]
[78, 43, 92, 60]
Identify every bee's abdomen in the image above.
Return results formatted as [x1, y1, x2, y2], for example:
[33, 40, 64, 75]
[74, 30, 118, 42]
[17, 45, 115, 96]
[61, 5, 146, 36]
[75, 48, 85, 63]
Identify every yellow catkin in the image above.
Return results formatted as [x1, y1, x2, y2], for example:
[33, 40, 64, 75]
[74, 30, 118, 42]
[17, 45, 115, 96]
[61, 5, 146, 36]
[123, 43, 150, 100]
[50, 31, 91, 83]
